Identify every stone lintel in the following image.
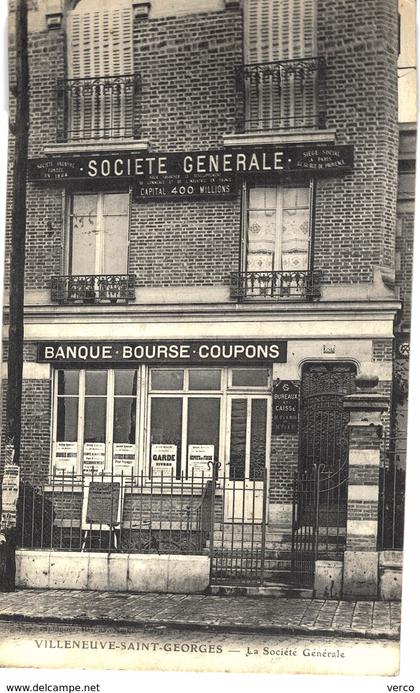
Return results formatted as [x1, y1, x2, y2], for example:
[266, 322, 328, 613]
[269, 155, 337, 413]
[344, 393, 389, 427]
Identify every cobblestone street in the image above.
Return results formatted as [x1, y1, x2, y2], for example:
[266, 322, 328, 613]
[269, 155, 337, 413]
[0, 590, 401, 639]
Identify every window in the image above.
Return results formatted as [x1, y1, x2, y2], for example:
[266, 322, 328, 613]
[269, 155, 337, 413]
[67, 192, 129, 276]
[52, 366, 270, 481]
[149, 369, 223, 479]
[241, 0, 320, 131]
[65, 0, 135, 141]
[245, 184, 312, 273]
[53, 369, 138, 475]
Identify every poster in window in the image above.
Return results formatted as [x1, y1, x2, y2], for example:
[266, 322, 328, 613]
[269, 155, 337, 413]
[113, 443, 136, 475]
[151, 444, 177, 475]
[188, 444, 214, 476]
[83, 442, 105, 474]
[53, 441, 77, 474]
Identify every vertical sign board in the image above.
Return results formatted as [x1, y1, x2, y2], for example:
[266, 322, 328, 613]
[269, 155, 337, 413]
[1, 465, 20, 529]
[272, 380, 300, 435]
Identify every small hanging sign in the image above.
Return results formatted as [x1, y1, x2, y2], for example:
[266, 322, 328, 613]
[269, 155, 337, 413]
[272, 379, 300, 435]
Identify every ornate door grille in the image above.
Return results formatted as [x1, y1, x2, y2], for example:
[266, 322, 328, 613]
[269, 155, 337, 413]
[291, 364, 356, 587]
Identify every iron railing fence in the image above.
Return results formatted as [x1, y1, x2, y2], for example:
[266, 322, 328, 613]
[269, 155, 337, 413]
[57, 74, 142, 142]
[209, 467, 268, 586]
[378, 437, 406, 550]
[17, 470, 216, 556]
[230, 270, 322, 302]
[51, 274, 136, 305]
[291, 464, 348, 587]
[16, 468, 270, 586]
[235, 57, 326, 133]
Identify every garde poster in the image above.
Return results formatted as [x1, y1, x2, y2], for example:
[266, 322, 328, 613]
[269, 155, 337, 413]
[0, 0, 418, 689]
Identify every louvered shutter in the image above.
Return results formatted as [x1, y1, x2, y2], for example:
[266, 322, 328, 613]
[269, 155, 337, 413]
[244, 0, 316, 61]
[244, 0, 317, 129]
[68, 0, 133, 140]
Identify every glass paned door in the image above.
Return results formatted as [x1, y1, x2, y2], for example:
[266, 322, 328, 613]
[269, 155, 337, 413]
[246, 185, 311, 273]
[68, 193, 129, 276]
[225, 396, 269, 521]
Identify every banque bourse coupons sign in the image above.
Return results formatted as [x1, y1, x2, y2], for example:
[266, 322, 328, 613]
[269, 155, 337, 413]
[37, 340, 287, 365]
[28, 145, 354, 201]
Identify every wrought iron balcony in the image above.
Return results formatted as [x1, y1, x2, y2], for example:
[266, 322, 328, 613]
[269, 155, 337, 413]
[235, 57, 326, 132]
[51, 275, 136, 305]
[230, 270, 322, 302]
[56, 74, 142, 142]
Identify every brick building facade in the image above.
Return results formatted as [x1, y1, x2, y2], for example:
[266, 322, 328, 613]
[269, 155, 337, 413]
[1, 0, 408, 593]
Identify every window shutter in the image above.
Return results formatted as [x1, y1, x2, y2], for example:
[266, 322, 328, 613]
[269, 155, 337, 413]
[67, 0, 133, 140]
[244, 0, 317, 62]
[244, 0, 317, 130]
[68, 1, 133, 78]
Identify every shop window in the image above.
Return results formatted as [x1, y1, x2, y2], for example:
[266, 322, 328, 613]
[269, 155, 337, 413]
[245, 184, 312, 273]
[56, 370, 79, 443]
[67, 192, 129, 276]
[53, 368, 138, 476]
[231, 368, 270, 388]
[52, 366, 270, 482]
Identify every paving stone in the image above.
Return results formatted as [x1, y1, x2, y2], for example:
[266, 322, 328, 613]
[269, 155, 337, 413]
[0, 590, 400, 638]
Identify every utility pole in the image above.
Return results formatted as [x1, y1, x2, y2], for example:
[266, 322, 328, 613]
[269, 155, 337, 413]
[0, 0, 29, 591]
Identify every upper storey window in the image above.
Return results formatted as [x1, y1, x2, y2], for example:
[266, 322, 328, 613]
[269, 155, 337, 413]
[236, 0, 325, 132]
[58, 0, 140, 142]
[51, 192, 135, 305]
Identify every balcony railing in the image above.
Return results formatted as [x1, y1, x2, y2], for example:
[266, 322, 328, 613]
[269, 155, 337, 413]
[230, 270, 322, 301]
[51, 274, 136, 305]
[56, 74, 142, 142]
[235, 57, 326, 132]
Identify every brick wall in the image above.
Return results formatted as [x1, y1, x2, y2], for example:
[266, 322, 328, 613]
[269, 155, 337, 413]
[315, 0, 399, 284]
[5, 29, 65, 289]
[372, 339, 393, 362]
[130, 198, 241, 287]
[1, 379, 51, 478]
[133, 10, 242, 150]
[5, 3, 399, 292]
[269, 433, 299, 504]
[129, 9, 243, 287]
[395, 212, 414, 329]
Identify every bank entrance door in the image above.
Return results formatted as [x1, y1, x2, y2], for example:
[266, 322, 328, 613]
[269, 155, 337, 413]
[224, 396, 270, 522]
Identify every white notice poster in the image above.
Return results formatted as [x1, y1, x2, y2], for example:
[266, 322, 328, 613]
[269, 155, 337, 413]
[113, 443, 136, 474]
[1, 464, 20, 513]
[83, 442, 105, 474]
[188, 444, 214, 476]
[151, 444, 177, 475]
[53, 441, 77, 474]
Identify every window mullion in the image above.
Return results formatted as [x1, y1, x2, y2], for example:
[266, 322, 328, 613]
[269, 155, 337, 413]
[181, 396, 188, 479]
[245, 398, 252, 481]
[107, 370, 114, 474]
[78, 370, 85, 476]
[138, 364, 147, 477]
[96, 192, 104, 274]
[275, 186, 283, 270]
[219, 368, 229, 475]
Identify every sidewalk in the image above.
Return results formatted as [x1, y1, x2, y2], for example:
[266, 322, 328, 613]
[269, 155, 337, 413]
[0, 590, 401, 640]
